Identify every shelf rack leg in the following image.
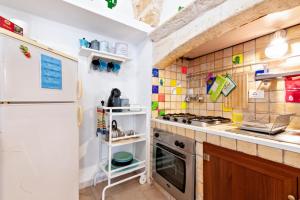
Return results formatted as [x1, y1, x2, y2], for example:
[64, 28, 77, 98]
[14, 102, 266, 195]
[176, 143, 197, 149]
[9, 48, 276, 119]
[101, 172, 146, 200]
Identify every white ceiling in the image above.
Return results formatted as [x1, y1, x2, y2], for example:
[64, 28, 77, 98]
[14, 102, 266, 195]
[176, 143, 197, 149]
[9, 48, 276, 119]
[0, 0, 152, 44]
[184, 6, 300, 59]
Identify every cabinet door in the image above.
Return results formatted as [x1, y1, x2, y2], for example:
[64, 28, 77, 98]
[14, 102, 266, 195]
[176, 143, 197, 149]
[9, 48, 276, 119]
[204, 143, 299, 200]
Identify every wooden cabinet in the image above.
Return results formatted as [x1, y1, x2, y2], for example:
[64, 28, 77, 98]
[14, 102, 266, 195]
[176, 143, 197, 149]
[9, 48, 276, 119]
[204, 143, 300, 200]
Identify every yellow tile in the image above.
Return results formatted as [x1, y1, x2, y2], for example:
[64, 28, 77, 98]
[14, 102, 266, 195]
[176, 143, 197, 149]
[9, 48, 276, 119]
[237, 141, 257, 156]
[176, 87, 182, 95]
[181, 102, 187, 109]
[284, 150, 300, 168]
[258, 145, 283, 163]
[220, 137, 237, 150]
[207, 134, 220, 145]
[170, 80, 177, 87]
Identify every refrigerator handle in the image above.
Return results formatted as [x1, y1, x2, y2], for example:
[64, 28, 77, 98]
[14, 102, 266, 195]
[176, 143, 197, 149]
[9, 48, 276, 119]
[77, 80, 83, 100]
[77, 106, 83, 127]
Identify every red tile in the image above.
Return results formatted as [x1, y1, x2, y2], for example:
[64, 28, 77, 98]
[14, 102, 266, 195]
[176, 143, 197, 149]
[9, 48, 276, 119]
[158, 94, 165, 102]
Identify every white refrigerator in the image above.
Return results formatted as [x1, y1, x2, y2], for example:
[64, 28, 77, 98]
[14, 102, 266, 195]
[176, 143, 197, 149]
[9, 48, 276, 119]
[0, 33, 80, 200]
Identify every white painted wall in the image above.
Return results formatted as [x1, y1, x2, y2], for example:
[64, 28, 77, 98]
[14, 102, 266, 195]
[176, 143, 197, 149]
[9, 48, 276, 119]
[160, 0, 195, 25]
[0, 5, 152, 186]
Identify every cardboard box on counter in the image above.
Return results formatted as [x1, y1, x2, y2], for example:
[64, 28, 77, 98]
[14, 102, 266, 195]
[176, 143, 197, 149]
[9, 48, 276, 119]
[0, 16, 23, 36]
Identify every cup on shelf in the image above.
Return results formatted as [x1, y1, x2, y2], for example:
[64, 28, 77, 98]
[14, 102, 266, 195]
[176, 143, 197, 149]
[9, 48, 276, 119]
[100, 41, 109, 52]
[90, 40, 100, 50]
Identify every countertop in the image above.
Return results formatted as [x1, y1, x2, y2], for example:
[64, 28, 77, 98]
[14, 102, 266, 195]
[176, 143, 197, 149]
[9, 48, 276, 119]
[152, 118, 300, 154]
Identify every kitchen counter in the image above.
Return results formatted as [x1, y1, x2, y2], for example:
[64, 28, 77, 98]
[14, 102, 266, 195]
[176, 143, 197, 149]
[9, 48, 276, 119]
[152, 118, 300, 154]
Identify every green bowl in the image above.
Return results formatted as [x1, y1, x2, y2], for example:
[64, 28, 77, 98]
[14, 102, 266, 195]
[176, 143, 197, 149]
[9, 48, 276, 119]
[113, 151, 133, 163]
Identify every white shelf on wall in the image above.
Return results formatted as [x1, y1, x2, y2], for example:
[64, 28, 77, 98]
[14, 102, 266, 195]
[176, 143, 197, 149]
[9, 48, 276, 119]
[255, 70, 300, 81]
[79, 47, 130, 63]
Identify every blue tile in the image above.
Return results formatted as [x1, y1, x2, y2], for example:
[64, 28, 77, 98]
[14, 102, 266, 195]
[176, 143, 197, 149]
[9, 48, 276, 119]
[152, 68, 159, 77]
[152, 85, 159, 94]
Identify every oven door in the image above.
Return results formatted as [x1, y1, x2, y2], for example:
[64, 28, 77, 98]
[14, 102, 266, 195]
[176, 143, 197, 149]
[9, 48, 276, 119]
[153, 142, 195, 200]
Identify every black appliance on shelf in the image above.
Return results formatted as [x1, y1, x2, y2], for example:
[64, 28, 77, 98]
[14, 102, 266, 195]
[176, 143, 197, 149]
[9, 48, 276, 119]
[107, 88, 122, 112]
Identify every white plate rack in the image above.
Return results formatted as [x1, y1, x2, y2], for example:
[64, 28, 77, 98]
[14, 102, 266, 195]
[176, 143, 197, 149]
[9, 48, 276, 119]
[93, 106, 148, 200]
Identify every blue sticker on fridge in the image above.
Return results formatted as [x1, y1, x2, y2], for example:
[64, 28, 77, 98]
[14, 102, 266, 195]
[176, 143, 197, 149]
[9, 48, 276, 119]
[41, 54, 62, 90]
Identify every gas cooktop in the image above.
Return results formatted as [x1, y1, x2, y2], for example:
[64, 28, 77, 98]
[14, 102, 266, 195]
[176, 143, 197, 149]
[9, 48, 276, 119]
[158, 113, 231, 127]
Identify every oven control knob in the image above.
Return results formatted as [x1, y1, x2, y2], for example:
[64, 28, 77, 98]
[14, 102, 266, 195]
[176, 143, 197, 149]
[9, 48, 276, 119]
[174, 117, 178, 122]
[187, 120, 192, 124]
[175, 140, 180, 146]
[154, 133, 160, 138]
[179, 142, 185, 149]
[182, 119, 187, 123]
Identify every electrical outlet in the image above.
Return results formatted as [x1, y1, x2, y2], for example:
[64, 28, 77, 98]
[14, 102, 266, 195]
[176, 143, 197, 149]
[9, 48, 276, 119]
[249, 89, 265, 99]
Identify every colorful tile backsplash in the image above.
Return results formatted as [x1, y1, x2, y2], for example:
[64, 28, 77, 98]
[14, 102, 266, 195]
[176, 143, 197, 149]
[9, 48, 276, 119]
[151, 61, 188, 118]
[152, 24, 300, 129]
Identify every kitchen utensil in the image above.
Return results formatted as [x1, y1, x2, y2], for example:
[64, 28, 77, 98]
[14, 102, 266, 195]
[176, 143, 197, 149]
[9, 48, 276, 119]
[90, 40, 100, 50]
[209, 75, 227, 102]
[240, 114, 295, 135]
[100, 41, 109, 52]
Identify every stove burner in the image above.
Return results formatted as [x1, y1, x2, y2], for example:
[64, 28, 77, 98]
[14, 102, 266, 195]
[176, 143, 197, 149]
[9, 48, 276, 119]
[160, 113, 231, 127]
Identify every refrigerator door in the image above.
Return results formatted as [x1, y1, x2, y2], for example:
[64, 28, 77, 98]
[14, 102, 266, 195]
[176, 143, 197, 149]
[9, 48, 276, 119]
[0, 34, 78, 102]
[0, 103, 79, 200]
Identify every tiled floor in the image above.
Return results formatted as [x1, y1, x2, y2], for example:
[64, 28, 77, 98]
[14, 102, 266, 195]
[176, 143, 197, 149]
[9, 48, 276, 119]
[80, 178, 168, 200]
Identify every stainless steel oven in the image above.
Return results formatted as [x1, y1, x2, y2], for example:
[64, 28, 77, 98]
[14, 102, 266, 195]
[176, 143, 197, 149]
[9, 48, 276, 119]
[153, 129, 195, 200]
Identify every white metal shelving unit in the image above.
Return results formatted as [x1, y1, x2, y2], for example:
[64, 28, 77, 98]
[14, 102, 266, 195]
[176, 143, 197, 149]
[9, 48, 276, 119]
[93, 106, 148, 200]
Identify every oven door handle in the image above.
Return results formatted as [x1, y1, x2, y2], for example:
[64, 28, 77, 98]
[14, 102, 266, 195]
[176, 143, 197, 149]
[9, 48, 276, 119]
[154, 143, 187, 160]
